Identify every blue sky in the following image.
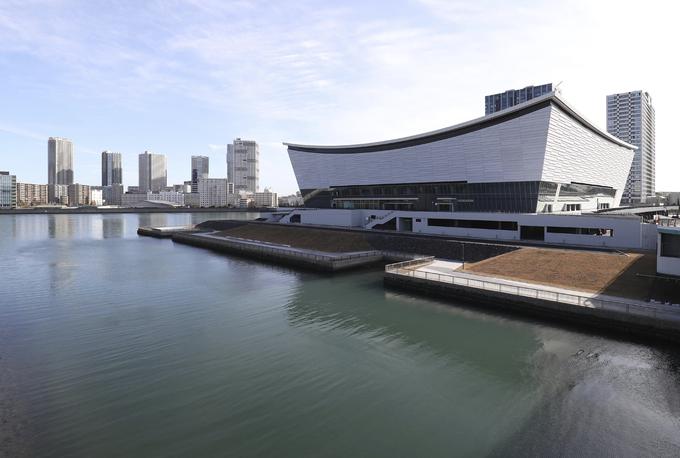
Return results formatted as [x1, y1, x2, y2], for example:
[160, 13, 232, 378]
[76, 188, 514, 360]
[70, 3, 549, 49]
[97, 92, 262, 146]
[1, 0, 677, 194]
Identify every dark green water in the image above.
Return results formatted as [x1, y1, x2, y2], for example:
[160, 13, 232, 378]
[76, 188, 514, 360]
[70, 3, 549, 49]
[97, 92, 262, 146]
[1, 213, 679, 457]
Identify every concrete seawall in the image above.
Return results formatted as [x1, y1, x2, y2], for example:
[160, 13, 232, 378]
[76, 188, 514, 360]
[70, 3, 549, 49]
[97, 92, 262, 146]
[172, 232, 386, 272]
[384, 272, 680, 343]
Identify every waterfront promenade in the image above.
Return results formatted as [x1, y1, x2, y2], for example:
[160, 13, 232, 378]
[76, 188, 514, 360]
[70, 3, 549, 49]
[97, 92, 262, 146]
[385, 258, 680, 342]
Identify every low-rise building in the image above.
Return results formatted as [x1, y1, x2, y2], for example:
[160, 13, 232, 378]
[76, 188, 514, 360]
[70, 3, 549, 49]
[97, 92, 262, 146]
[16, 182, 48, 207]
[254, 188, 278, 208]
[0, 172, 17, 209]
[102, 184, 124, 206]
[67, 183, 91, 207]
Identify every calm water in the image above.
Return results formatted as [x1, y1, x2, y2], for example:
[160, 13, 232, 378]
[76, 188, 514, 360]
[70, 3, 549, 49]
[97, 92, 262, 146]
[1, 213, 679, 457]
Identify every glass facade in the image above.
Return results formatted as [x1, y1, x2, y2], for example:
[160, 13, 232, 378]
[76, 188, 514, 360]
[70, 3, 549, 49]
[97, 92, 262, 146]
[485, 83, 553, 115]
[0, 172, 17, 208]
[301, 180, 616, 213]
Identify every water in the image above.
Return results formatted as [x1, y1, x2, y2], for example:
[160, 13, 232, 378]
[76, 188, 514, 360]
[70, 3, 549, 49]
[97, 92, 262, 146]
[1, 213, 679, 457]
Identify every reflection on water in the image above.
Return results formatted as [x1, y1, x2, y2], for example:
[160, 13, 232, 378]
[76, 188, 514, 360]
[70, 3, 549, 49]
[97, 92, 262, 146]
[0, 213, 679, 458]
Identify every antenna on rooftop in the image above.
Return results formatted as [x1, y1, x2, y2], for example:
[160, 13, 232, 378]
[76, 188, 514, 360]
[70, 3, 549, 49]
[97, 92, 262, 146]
[554, 81, 564, 96]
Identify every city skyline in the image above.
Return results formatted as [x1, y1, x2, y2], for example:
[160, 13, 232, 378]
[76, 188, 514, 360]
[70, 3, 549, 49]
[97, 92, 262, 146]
[1, 1, 679, 194]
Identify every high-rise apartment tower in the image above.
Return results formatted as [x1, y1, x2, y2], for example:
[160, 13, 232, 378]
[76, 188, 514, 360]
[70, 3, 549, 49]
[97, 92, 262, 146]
[47, 137, 74, 202]
[191, 156, 210, 193]
[606, 90, 655, 204]
[101, 151, 123, 186]
[227, 139, 259, 193]
[138, 151, 167, 192]
[485, 83, 553, 115]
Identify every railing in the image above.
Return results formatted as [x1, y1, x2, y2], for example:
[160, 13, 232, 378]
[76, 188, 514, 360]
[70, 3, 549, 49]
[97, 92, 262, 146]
[195, 233, 382, 262]
[659, 218, 680, 228]
[385, 263, 680, 322]
[385, 256, 435, 270]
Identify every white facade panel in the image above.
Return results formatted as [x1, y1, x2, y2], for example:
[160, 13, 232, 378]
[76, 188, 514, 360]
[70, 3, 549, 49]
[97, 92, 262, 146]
[542, 106, 633, 207]
[289, 107, 552, 190]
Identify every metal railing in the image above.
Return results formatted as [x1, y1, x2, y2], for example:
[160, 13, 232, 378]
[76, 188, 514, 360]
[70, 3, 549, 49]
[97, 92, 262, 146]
[196, 233, 382, 262]
[385, 263, 680, 322]
[659, 218, 680, 228]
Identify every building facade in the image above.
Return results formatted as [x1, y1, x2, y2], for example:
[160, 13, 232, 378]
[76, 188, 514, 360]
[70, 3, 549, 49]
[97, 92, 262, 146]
[254, 189, 278, 208]
[138, 151, 167, 192]
[191, 156, 210, 193]
[101, 151, 123, 186]
[102, 184, 124, 206]
[484, 83, 553, 115]
[48, 137, 74, 202]
[16, 183, 48, 207]
[286, 93, 635, 214]
[227, 138, 259, 193]
[606, 90, 655, 205]
[198, 178, 229, 208]
[67, 184, 91, 207]
[0, 172, 17, 208]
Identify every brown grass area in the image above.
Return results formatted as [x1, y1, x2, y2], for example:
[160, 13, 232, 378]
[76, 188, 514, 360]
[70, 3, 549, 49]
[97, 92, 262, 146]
[216, 224, 373, 253]
[464, 248, 678, 302]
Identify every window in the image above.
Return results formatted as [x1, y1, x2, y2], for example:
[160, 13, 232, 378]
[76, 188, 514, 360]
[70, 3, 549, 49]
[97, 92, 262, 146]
[660, 234, 680, 258]
[428, 218, 518, 231]
[564, 204, 581, 212]
[547, 227, 613, 237]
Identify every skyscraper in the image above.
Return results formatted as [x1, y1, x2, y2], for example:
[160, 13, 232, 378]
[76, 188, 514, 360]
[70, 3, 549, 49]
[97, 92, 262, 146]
[138, 151, 167, 192]
[227, 138, 259, 193]
[48, 137, 74, 202]
[101, 151, 123, 186]
[484, 83, 553, 115]
[191, 156, 210, 193]
[606, 90, 655, 204]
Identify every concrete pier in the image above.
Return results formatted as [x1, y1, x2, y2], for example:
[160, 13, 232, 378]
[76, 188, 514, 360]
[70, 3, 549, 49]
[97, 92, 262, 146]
[172, 231, 386, 272]
[385, 258, 680, 343]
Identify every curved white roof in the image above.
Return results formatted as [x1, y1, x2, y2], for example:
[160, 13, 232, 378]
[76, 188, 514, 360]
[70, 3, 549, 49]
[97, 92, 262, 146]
[284, 92, 636, 152]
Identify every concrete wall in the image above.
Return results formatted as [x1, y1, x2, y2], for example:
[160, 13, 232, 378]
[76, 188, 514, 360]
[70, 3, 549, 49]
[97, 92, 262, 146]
[281, 209, 650, 250]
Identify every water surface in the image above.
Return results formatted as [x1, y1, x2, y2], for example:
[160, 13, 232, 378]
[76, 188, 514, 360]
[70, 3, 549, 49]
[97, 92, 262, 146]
[1, 213, 679, 457]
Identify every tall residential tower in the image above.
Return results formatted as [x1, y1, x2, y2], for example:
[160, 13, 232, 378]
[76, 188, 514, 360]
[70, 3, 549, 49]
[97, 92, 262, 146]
[485, 83, 553, 115]
[191, 156, 210, 193]
[138, 151, 167, 192]
[47, 137, 74, 202]
[606, 90, 655, 204]
[227, 139, 259, 193]
[101, 151, 123, 186]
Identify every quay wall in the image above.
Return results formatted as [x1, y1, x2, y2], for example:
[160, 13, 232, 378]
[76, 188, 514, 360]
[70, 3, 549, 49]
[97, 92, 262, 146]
[384, 273, 680, 343]
[172, 232, 384, 272]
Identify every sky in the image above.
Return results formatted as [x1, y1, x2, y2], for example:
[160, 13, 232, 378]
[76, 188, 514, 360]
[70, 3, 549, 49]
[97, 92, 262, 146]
[0, 0, 678, 195]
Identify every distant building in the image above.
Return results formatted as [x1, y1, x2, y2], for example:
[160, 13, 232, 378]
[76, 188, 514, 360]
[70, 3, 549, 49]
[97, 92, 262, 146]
[191, 156, 210, 193]
[184, 192, 201, 208]
[138, 151, 167, 192]
[484, 83, 553, 115]
[90, 188, 103, 206]
[67, 183, 91, 207]
[121, 191, 184, 207]
[16, 183, 48, 207]
[52, 184, 69, 205]
[227, 138, 259, 193]
[254, 188, 278, 208]
[0, 172, 17, 209]
[607, 90, 656, 205]
[173, 183, 192, 193]
[101, 151, 123, 186]
[102, 184, 124, 206]
[278, 192, 304, 207]
[198, 178, 229, 207]
[48, 137, 74, 202]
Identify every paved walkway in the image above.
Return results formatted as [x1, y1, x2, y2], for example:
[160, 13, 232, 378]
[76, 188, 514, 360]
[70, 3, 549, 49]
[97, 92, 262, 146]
[397, 259, 680, 319]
